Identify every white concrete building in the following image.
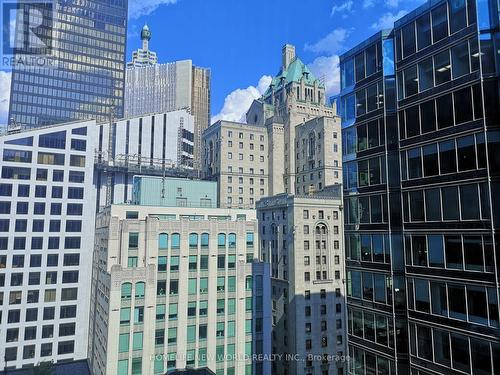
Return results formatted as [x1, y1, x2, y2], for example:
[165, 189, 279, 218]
[125, 27, 211, 170]
[256, 188, 347, 375]
[94, 109, 195, 209]
[0, 120, 98, 369]
[88, 205, 271, 375]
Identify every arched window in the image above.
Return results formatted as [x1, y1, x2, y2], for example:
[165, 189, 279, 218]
[316, 224, 328, 235]
[171, 233, 180, 249]
[201, 233, 209, 248]
[135, 282, 145, 298]
[158, 233, 168, 249]
[218, 233, 226, 247]
[228, 233, 236, 248]
[121, 282, 132, 299]
[189, 233, 198, 248]
[246, 276, 253, 291]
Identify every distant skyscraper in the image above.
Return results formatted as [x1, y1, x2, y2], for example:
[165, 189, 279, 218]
[127, 24, 157, 68]
[124, 25, 211, 169]
[8, 0, 128, 127]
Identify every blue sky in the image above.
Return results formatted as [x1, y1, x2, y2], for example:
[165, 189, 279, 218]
[0, 0, 426, 125]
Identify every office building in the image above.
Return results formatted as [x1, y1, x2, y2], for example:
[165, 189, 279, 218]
[8, 0, 128, 127]
[127, 24, 158, 68]
[0, 119, 99, 369]
[256, 187, 346, 375]
[94, 109, 195, 209]
[88, 203, 271, 375]
[202, 120, 269, 208]
[203, 45, 342, 208]
[339, 1, 500, 374]
[125, 26, 211, 169]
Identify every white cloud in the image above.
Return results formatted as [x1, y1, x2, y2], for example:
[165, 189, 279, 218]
[304, 28, 349, 55]
[0, 71, 11, 128]
[363, 0, 375, 8]
[384, 0, 400, 8]
[128, 0, 178, 19]
[308, 55, 340, 97]
[371, 10, 408, 29]
[331, 0, 353, 16]
[212, 75, 272, 124]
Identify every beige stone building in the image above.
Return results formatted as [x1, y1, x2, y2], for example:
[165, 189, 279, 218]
[256, 187, 347, 375]
[88, 204, 272, 375]
[202, 121, 269, 209]
[246, 44, 342, 196]
[202, 45, 341, 208]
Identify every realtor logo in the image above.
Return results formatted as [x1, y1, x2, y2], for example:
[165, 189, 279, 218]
[1, 0, 56, 68]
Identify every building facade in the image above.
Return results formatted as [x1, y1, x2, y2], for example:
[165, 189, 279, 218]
[203, 45, 342, 209]
[0, 120, 99, 369]
[340, 1, 500, 374]
[202, 120, 269, 209]
[94, 110, 195, 209]
[8, 0, 128, 127]
[124, 28, 211, 170]
[256, 189, 347, 375]
[88, 204, 271, 375]
[246, 44, 341, 196]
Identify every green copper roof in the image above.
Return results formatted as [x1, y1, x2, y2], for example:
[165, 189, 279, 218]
[264, 57, 324, 98]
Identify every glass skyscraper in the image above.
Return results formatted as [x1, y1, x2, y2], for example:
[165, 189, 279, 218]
[8, 0, 128, 127]
[340, 0, 499, 374]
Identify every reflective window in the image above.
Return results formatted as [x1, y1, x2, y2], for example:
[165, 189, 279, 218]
[418, 58, 434, 91]
[422, 144, 439, 177]
[420, 100, 436, 134]
[432, 4, 449, 43]
[457, 135, 476, 171]
[341, 58, 354, 89]
[416, 13, 431, 50]
[405, 106, 420, 137]
[449, 0, 467, 34]
[365, 44, 377, 76]
[439, 140, 457, 174]
[407, 148, 422, 179]
[434, 50, 451, 85]
[356, 90, 366, 117]
[436, 94, 453, 129]
[404, 66, 418, 97]
[454, 88, 473, 125]
[442, 186, 459, 220]
[355, 52, 365, 82]
[39, 131, 66, 149]
[451, 41, 470, 78]
[402, 22, 416, 58]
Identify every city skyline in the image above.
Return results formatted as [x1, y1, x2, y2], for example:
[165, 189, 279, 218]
[0, 0, 498, 374]
[0, 0, 427, 127]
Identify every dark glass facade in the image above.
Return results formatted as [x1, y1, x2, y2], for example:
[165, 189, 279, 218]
[340, 1, 500, 374]
[8, 0, 128, 127]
